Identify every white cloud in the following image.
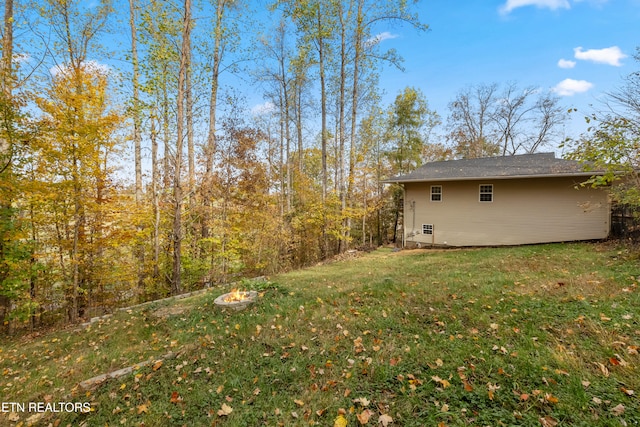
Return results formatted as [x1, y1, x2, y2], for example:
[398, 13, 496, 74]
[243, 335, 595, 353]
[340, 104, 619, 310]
[557, 58, 576, 69]
[499, 0, 570, 14]
[552, 78, 593, 96]
[50, 60, 111, 77]
[251, 101, 276, 116]
[573, 46, 627, 66]
[365, 31, 399, 46]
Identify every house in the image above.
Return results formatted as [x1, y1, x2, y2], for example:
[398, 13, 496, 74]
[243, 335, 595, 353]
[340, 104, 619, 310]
[384, 153, 610, 247]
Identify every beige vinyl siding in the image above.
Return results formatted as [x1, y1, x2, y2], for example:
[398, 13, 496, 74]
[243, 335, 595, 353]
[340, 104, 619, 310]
[403, 177, 610, 247]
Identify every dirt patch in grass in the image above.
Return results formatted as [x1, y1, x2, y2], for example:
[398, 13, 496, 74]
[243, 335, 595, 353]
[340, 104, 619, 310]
[152, 305, 189, 319]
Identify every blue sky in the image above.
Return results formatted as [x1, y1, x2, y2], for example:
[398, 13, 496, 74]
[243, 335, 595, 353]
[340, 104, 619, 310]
[373, 0, 640, 140]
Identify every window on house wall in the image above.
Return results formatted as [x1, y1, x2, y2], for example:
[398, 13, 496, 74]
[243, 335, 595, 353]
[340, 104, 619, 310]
[430, 185, 442, 202]
[479, 184, 493, 202]
[422, 224, 433, 235]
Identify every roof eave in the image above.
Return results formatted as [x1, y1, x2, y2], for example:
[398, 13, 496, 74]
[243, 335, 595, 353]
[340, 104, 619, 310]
[382, 172, 600, 184]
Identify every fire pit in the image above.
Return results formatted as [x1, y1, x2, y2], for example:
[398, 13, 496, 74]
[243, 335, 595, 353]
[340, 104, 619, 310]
[214, 290, 258, 311]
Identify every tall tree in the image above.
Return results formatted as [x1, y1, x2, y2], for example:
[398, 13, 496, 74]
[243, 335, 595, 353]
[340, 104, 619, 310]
[35, 64, 122, 322]
[564, 48, 640, 210]
[493, 82, 565, 155]
[257, 19, 294, 214]
[607, 47, 640, 128]
[446, 83, 499, 159]
[385, 87, 439, 243]
[278, 0, 335, 204]
[139, 0, 181, 292]
[385, 86, 439, 174]
[447, 82, 565, 158]
[171, 0, 192, 295]
[202, 0, 240, 243]
[1, 0, 15, 168]
[342, 0, 428, 250]
[0, 0, 18, 331]
[36, 0, 114, 322]
[128, 0, 143, 205]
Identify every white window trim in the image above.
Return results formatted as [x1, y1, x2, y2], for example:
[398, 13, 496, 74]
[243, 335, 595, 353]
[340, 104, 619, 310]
[422, 224, 433, 235]
[479, 184, 493, 203]
[430, 185, 442, 202]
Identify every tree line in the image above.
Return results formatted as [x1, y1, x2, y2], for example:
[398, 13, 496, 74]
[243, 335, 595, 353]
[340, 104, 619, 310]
[1, 0, 591, 333]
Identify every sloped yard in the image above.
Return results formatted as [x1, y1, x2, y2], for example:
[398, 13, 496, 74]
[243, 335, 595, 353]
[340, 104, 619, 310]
[1, 243, 639, 426]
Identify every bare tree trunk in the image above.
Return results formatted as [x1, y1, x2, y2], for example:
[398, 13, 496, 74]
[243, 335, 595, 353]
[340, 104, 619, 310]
[151, 110, 160, 280]
[186, 21, 196, 255]
[202, 0, 225, 242]
[0, 0, 14, 332]
[316, 4, 329, 257]
[70, 152, 82, 322]
[347, 0, 364, 250]
[278, 24, 292, 214]
[317, 6, 327, 205]
[129, 0, 143, 205]
[172, 0, 191, 295]
[162, 67, 171, 189]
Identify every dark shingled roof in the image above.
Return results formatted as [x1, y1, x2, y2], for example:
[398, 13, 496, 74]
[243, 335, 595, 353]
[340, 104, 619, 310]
[384, 153, 595, 183]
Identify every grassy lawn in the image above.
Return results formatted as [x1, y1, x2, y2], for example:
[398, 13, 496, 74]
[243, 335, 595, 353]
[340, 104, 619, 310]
[1, 242, 639, 426]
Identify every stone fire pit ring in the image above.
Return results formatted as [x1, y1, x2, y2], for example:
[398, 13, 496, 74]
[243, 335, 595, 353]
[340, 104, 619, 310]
[214, 290, 258, 311]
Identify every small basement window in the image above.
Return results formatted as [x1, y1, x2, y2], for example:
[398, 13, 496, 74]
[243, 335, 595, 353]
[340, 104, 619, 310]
[430, 185, 442, 202]
[479, 184, 493, 202]
[422, 224, 433, 235]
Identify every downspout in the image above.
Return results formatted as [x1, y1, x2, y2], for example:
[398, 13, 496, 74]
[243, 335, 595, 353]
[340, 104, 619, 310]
[412, 200, 416, 236]
[401, 186, 407, 248]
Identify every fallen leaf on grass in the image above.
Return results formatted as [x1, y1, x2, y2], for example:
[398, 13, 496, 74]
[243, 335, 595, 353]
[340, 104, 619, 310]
[217, 403, 233, 417]
[594, 362, 610, 377]
[378, 413, 393, 426]
[357, 409, 374, 424]
[137, 401, 150, 414]
[487, 383, 500, 401]
[294, 399, 305, 407]
[539, 416, 558, 427]
[152, 360, 163, 371]
[353, 397, 370, 407]
[621, 387, 635, 396]
[334, 414, 348, 427]
[170, 391, 182, 404]
[611, 403, 625, 416]
[545, 394, 559, 404]
[431, 376, 450, 388]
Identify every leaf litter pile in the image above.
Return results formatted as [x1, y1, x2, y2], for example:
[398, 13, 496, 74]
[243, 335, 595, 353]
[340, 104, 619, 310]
[1, 243, 639, 426]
